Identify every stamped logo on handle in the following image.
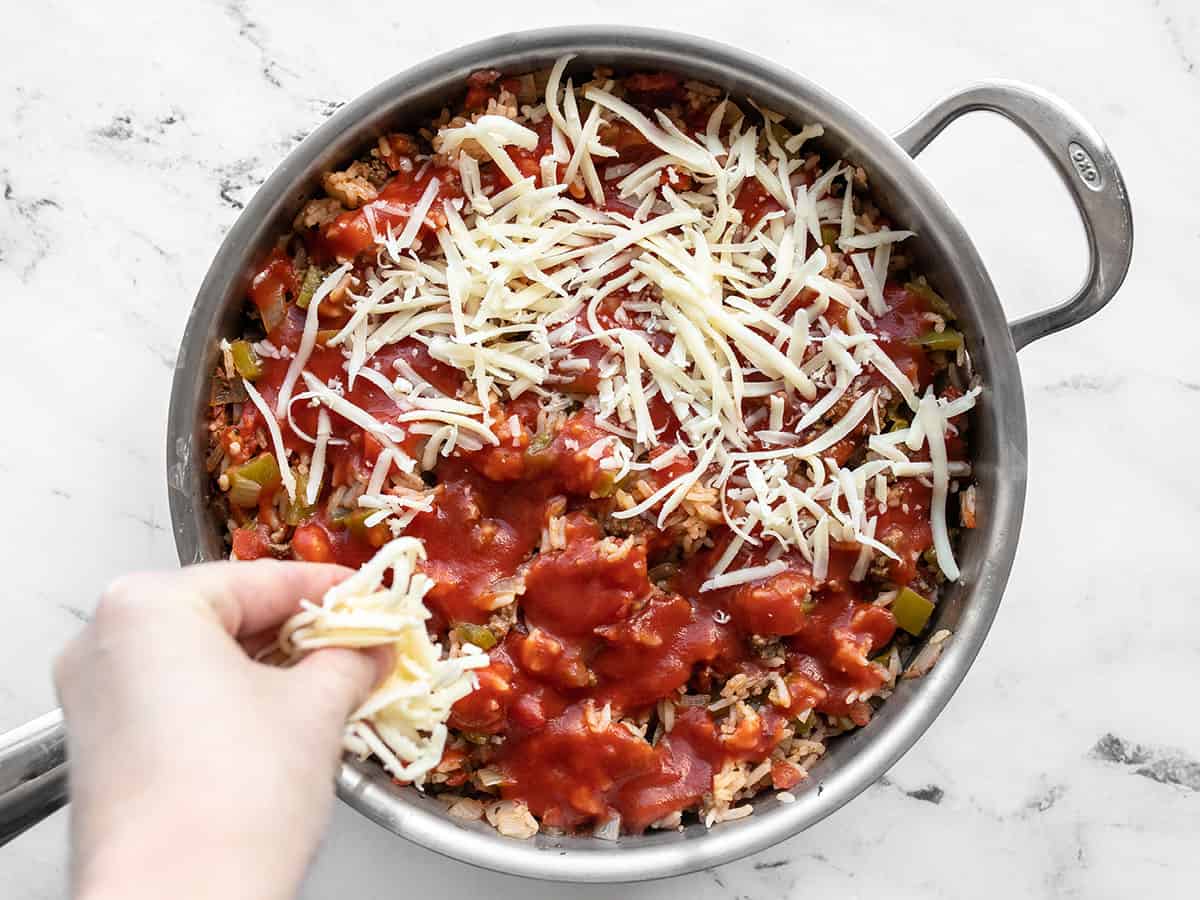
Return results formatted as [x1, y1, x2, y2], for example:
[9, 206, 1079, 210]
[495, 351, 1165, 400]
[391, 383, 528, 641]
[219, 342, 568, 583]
[1068, 142, 1103, 192]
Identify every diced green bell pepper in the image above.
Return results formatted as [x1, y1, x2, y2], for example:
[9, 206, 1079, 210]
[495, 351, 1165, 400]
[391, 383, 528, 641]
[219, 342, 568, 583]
[229, 340, 262, 381]
[295, 266, 323, 309]
[526, 431, 553, 454]
[907, 329, 964, 352]
[335, 507, 375, 536]
[226, 453, 282, 508]
[893, 587, 935, 636]
[591, 471, 617, 498]
[284, 473, 314, 525]
[904, 279, 954, 319]
[455, 623, 497, 651]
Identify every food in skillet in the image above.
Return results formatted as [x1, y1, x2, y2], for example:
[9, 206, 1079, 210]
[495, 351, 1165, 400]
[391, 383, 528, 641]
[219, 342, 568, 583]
[207, 56, 980, 838]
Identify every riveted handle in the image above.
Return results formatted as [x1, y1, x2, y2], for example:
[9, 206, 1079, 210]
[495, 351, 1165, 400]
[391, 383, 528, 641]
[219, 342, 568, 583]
[0, 710, 68, 846]
[894, 81, 1133, 351]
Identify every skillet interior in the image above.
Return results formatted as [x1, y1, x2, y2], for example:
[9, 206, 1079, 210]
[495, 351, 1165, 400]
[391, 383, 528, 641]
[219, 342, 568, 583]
[167, 26, 1026, 882]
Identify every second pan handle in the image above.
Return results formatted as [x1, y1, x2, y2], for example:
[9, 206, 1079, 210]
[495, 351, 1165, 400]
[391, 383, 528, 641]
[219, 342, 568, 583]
[893, 81, 1133, 351]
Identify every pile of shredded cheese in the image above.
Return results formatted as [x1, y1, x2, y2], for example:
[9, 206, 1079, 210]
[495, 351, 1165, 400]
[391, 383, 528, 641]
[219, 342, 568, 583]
[258, 54, 979, 593]
[277, 537, 488, 782]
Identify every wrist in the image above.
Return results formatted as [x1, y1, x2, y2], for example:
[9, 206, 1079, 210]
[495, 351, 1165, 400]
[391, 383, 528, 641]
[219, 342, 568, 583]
[73, 828, 299, 900]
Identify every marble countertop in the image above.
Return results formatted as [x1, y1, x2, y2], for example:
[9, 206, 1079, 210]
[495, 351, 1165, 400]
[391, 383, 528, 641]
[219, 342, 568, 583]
[2, 0, 1196, 896]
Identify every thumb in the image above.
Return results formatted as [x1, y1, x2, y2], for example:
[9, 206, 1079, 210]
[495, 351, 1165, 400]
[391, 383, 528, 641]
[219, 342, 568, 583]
[281, 646, 393, 747]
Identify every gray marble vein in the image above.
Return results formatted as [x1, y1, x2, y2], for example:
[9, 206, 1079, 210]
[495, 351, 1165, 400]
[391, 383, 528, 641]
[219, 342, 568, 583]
[1155, 0, 1199, 78]
[223, 0, 294, 88]
[1091, 733, 1200, 792]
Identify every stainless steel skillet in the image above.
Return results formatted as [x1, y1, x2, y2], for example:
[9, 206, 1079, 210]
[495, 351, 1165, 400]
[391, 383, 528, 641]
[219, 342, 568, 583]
[0, 25, 1132, 883]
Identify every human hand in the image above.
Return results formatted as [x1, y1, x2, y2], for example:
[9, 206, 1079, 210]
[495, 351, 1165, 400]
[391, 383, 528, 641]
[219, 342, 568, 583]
[53, 561, 389, 900]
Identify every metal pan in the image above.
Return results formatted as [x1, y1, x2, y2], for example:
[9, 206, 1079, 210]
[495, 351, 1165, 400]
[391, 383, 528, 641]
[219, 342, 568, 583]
[0, 25, 1132, 882]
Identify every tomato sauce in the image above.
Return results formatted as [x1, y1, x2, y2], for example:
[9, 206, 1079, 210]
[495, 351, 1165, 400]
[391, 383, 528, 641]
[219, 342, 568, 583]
[247, 249, 297, 333]
[406, 477, 536, 625]
[592, 593, 741, 711]
[521, 531, 649, 637]
[873, 283, 941, 389]
[734, 178, 784, 231]
[784, 591, 895, 721]
[317, 164, 461, 263]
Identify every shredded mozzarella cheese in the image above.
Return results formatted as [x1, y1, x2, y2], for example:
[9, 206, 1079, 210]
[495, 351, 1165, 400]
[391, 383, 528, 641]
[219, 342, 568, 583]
[277, 538, 488, 782]
[701, 559, 787, 593]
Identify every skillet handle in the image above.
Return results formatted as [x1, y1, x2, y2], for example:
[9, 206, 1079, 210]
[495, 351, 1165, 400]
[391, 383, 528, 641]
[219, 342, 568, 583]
[893, 82, 1133, 351]
[0, 710, 69, 847]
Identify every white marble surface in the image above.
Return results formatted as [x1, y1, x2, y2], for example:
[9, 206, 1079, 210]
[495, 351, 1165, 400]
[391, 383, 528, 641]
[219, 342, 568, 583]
[2, 0, 1197, 896]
